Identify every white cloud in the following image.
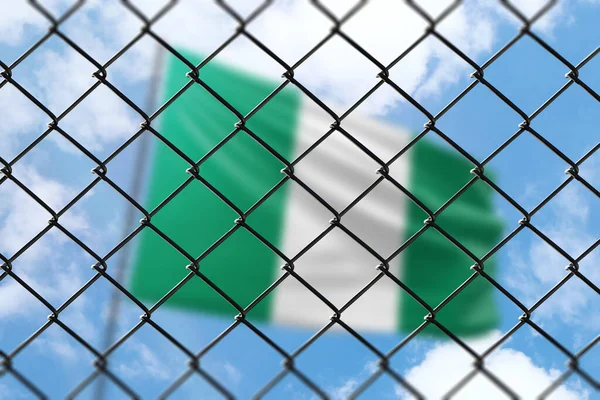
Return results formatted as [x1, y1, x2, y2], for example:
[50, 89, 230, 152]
[0, 164, 96, 361]
[223, 362, 243, 386]
[0, 85, 46, 159]
[332, 378, 360, 400]
[0, 2, 48, 43]
[330, 333, 590, 399]
[328, 360, 382, 400]
[32, 327, 80, 363]
[116, 341, 173, 381]
[0, 1, 141, 157]
[506, 180, 600, 332]
[136, 0, 582, 115]
[0, 1, 598, 395]
[0, 164, 88, 256]
[0, 382, 28, 400]
[400, 331, 589, 399]
[0, 280, 40, 320]
[144, 0, 498, 115]
[32, 47, 138, 153]
[0, 1, 105, 46]
[0, 0, 590, 159]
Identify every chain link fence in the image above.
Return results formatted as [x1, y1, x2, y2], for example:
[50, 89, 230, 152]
[1, 0, 599, 398]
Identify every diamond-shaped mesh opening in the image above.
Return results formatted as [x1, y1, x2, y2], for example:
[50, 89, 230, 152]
[293, 128, 383, 212]
[543, 1, 600, 61]
[529, 84, 600, 162]
[102, 323, 190, 398]
[246, 179, 331, 260]
[483, 34, 571, 116]
[199, 227, 287, 317]
[0, 177, 58, 257]
[105, 34, 159, 97]
[56, 83, 142, 160]
[431, 274, 503, 338]
[435, 181, 505, 257]
[161, 40, 288, 120]
[0, 84, 49, 161]
[11, 135, 100, 212]
[531, 275, 600, 353]
[244, 1, 331, 65]
[531, 181, 600, 256]
[15, 35, 99, 114]
[199, 131, 290, 212]
[0, 2, 56, 64]
[485, 128, 575, 212]
[392, 136, 476, 212]
[0, 277, 51, 352]
[93, 275, 147, 347]
[59, 178, 142, 256]
[342, 1, 428, 66]
[340, 273, 407, 334]
[341, 178, 411, 257]
[57, 275, 130, 350]
[435, 83, 524, 160]
[292, 327, 383, 399]
[292, 227, 381, 311]
[56, 0, 145, 65]
[8, 228, 97, 312]
[261, 269, 334, 333]
[145, 306, 234, 361]
[293, 35, 383, 116]
[126, 222, 233, 314]
[131, 136, 193, 213]
[435, 1, 520, 62]
[147, 177, 238, 256]
[149, 1, 238, 59]
[13, 322, 97, 398]
[389, 227, 496, 337]
[394, 331, 491, 398]
[386, 34, 480, 117]
[199, 322, 285, 397]
[483, 324, 576, 398]
[502, 227, 574, 308]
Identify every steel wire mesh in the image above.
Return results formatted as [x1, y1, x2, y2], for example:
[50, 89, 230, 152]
[1, 0, 600, 399]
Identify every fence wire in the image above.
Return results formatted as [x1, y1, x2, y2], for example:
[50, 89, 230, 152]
[1, 0, 599, 399]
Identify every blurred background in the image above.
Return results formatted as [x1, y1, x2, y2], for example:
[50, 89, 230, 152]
[1, 1, 600, 398]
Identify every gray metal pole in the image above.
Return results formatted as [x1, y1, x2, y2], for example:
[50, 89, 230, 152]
[94, 43, 165, 400]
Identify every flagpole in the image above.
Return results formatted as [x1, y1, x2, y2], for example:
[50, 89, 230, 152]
[94, 43, 165, 400]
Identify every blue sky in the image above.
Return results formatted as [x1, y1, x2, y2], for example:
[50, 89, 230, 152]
[1, 1, 600, 399]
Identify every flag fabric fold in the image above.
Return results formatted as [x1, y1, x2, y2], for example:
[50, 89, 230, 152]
[129, 49, 503, 336]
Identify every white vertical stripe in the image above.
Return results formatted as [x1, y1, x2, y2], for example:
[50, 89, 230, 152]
[273, 100, 412, 332]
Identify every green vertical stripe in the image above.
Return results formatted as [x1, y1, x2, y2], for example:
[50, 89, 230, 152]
[399, 139, 503, 336]
[130, 51, 300, 320]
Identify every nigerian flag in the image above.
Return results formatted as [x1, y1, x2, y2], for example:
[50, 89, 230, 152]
[129, 49, 503, 336]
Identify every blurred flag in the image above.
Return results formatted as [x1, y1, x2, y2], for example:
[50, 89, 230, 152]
[129, 49, 503, 336]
